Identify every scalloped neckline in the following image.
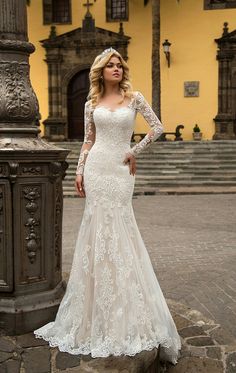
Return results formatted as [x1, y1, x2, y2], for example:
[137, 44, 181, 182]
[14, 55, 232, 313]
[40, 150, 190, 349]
[94, 105, 133, 113]
[94, 95, 135, 113]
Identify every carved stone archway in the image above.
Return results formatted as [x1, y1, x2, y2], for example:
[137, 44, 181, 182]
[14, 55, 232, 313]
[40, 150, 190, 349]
[214, 23, 236, 139]
[41, 12, 130, 141]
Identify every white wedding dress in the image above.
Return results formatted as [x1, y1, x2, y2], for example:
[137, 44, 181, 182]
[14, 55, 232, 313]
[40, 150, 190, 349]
[34, 91, 181, 364]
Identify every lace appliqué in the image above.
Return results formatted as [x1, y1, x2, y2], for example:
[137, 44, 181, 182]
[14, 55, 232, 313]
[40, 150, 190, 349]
[82, 244, 91, 274]
[96, 264, 116, 322]
[95, 223, 107, 263]
[76, 101, 96, 175]
[76, 149, 89, 175]
[129, 91, 164, 156]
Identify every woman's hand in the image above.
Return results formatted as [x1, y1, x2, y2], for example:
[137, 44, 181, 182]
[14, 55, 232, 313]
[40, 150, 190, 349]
[123, 153, 136, 175]
[75, 175, 86, 197]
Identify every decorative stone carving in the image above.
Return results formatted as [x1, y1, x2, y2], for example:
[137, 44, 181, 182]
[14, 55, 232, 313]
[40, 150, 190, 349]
[184, 81, 200, 97]
[49, 161, 68, 180]
[54, 181, 63, 271]
[0, 186, 5, 287]
[0, 62, 38, 122]
[0, 180, 13, 292]
[23, 187, 41, 264]
[0, 187, 2, 211]
[0, 40, 35, 53]
[21, 166, 43, 175]
[0, 165, 7, 177]
[204, 0, 236, 10]
[213, 23, 236, 139]
[8, 162, 19, 182]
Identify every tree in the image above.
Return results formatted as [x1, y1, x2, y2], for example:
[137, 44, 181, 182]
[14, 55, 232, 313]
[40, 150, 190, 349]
[151, 0, 161, 118]
[145, 0, 180, 117]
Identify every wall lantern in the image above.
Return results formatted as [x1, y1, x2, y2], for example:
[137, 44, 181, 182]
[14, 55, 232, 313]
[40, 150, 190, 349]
[162, 39, 171, 67]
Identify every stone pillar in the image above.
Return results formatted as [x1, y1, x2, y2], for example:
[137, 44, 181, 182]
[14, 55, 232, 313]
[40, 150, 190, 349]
[213, 23, 236, 140]
[43, 43, 66, 141]
[0, 0, 69, 335]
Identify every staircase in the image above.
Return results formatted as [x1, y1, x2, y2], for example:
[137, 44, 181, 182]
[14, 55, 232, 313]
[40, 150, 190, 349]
[52, 141, 236, 197]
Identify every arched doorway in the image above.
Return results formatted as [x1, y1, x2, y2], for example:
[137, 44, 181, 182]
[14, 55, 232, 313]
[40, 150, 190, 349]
[67, 69, 90, 140]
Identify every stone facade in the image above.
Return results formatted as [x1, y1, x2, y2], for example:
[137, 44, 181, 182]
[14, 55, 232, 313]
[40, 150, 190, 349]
[41, 11, 130, 141]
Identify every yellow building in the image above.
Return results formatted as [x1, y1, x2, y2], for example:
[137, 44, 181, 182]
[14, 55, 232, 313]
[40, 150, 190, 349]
[27, 0, 236, 141]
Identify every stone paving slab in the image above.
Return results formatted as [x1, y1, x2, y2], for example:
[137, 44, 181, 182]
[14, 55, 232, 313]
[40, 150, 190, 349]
[0, 300, 235, 372]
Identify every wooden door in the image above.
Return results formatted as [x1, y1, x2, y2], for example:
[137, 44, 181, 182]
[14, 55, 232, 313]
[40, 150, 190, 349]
[67, 69, 90, 140]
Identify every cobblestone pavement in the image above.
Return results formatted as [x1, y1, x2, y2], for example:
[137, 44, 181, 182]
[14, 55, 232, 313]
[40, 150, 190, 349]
[62, 194, 236, 341]
[1, 300, 234, 372]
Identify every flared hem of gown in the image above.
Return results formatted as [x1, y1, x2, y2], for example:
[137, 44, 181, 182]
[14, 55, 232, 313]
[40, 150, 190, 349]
[34, 326, 180, 364]
[34, 200, 181, 365]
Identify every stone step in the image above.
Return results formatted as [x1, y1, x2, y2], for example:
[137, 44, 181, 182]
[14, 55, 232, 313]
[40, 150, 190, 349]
[64, 186, 236, 197]
[64, 179, 236, 189]
[58, 140, 236, 196]
[64, 171, 236, 180]
[67, 156, 236, 162]
[67, 157, 236, 165]
[66, 167, 236, 175]
[54, 140, 236, 145]
[68, 170, 236, 178]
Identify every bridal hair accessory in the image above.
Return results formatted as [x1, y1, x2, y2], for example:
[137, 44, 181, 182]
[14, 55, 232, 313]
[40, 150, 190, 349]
[98, 47, 118, 60]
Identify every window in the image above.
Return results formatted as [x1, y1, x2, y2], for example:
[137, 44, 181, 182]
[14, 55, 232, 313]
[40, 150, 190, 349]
[204, 0, 236, 9]
[106, 0, 129, 22]
[43, 0, 72, 24]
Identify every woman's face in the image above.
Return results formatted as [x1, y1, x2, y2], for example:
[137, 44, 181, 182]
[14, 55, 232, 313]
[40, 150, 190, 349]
[102, 56, 123, 84]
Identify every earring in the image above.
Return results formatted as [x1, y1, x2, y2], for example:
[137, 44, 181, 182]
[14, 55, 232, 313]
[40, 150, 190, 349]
[100, 76, 104, 83]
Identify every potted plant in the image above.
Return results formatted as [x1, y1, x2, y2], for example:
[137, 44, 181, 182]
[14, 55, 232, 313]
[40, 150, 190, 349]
[192, 124, 202, 141]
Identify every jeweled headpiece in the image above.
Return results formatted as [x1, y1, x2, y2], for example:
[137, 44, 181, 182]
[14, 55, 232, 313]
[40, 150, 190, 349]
[98, 47, 118, 61]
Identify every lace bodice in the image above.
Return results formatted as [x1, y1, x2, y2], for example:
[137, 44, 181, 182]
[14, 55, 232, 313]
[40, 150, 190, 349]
[76, 91, 163, 176]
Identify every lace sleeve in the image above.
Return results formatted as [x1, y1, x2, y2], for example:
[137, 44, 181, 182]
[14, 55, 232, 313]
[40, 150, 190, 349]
[129, 91, 163, 156]
[76, 101, 96, 176]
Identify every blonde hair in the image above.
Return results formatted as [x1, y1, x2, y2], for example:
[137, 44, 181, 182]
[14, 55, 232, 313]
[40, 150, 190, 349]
[88, 50, 133, 107]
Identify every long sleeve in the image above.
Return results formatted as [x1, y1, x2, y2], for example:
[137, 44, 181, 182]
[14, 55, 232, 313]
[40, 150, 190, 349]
[129, 91, 164, 156]
[76, 101, 96, 176]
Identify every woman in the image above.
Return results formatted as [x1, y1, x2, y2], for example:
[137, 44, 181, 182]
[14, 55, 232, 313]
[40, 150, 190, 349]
[34, 48, 181, 364]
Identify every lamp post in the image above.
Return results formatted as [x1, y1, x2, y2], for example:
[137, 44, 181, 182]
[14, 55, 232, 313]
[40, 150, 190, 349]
[0, 0, 69, 335]
[162, 39, 171, 67]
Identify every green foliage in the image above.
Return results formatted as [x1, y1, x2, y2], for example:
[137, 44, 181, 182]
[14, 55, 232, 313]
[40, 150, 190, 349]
[193, 124, 201, 133]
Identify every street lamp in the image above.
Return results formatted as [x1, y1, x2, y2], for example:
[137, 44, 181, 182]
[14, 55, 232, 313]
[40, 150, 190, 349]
[162, 39, 171, 68]
[0, 0, 69, 335]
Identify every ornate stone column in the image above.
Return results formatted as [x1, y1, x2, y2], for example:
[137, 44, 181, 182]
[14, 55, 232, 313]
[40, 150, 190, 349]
[43, 46, 66, 141]
[0, 0, 69, 335]
[213, 23, 236, 140]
